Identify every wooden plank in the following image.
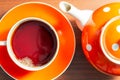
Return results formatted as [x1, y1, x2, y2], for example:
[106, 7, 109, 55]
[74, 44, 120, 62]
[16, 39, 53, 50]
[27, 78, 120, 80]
[0, 0, 120, 80]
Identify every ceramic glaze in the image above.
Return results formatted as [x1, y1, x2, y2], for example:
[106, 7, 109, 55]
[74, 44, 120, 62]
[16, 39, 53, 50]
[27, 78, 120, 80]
[0, 2, 75, 79]
[60, 1, 120, 75]
[6, 17, 59, 71]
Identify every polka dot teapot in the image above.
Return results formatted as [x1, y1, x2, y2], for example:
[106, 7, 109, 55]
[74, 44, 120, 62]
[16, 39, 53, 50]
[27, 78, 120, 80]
[60, 1, 120, 75]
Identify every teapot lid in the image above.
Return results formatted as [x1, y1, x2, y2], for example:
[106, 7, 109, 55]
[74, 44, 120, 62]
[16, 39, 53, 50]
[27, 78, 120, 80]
[100, 16, 120, 64]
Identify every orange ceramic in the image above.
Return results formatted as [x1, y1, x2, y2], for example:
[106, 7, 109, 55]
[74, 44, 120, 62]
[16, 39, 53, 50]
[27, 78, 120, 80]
[0, 2, 75, 80]
[82, 3, 120, 75]
[60, 1, 120, 75]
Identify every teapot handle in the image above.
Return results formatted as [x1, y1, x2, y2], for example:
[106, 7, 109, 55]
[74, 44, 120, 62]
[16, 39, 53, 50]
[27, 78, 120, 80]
[0, 41, 6, 46]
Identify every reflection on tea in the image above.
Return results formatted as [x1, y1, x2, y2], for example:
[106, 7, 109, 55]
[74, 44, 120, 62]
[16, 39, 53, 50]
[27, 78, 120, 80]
[11, 20, 57, 67]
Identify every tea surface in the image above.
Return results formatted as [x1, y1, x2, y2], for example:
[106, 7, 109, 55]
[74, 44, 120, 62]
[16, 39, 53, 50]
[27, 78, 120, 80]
[12, 20, 57, 66]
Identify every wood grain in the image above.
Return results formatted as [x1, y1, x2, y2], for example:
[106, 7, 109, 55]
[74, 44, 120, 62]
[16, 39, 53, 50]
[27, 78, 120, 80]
[0, 0, 120, 80]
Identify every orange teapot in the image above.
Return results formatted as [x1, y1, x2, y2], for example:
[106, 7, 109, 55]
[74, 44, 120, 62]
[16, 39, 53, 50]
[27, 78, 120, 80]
[60, 1, 120, 75]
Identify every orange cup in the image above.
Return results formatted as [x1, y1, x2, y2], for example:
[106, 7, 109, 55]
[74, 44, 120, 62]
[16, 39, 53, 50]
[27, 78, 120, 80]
[0, 2, 75, 80]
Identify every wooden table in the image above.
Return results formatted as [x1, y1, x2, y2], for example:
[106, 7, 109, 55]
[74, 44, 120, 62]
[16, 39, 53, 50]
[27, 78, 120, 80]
[0, 0, 120, 80]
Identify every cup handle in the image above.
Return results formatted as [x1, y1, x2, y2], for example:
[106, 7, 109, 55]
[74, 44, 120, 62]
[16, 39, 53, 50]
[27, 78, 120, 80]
[0, 41, 6, 46]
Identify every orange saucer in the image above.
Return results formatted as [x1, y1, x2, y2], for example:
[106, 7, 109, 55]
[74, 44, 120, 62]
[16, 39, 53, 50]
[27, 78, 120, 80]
[0, 2, 75, 80]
